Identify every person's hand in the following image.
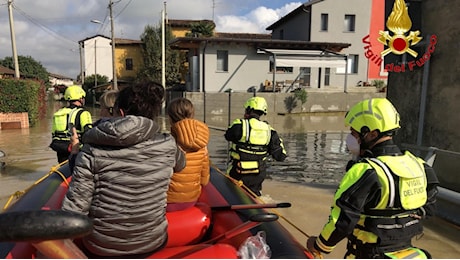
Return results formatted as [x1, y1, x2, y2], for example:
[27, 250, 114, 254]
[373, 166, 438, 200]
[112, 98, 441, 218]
[69, 127, 80, 154]
[306, 236, 322, 258]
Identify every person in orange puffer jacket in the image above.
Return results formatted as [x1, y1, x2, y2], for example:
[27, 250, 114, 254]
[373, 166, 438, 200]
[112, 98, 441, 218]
[166, 97, 210, 212]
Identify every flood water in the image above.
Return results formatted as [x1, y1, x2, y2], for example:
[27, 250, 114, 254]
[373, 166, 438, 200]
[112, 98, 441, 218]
[0, 98, 350, 201]
[1, 97, 459, 258]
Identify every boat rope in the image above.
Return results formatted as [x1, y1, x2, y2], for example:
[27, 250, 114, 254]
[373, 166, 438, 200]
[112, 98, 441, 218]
[2, 160, 70, 211]
[210, 162, 322, 258]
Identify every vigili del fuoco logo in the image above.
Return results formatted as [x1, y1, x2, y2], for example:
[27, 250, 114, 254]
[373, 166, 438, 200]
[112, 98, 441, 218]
[362, 0, 437, 73]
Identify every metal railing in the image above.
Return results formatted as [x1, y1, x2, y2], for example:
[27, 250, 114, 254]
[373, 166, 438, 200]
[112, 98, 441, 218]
[401, 144, 460, 226]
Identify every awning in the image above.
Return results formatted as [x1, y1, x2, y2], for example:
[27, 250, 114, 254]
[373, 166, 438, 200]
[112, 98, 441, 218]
[257, 48, 349, 92]
[275, 57, 346, 68]
[258, 48, 347, 68]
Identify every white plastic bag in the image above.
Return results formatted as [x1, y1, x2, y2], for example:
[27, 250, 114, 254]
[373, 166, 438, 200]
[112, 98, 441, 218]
[237, 231, 271, 259]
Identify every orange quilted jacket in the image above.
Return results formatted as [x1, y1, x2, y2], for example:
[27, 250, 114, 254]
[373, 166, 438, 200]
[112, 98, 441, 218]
[167, 118, 210, 203]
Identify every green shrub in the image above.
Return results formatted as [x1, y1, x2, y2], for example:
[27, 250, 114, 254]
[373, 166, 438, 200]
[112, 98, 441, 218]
[0, 78, 46, 126]
[293, 88, 308, 107]
[284, 95, 297, 113]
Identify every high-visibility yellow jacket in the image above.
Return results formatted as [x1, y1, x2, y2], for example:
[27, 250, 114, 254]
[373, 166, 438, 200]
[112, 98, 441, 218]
[315, 140, 438, 257]
[51, 105, 92, 141]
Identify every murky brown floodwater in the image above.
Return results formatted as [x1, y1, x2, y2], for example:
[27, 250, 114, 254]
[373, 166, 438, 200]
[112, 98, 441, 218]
[0, 97, 458, 258]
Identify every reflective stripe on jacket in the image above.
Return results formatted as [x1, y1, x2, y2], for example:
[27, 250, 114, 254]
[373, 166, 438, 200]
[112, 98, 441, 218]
[52, 107, 92, 141]
[318, 151, 428, 254]
[229, 118, 271, 173]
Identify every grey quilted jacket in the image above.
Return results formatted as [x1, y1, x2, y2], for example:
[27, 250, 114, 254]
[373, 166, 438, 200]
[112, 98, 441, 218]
[61, 115, 185, 256]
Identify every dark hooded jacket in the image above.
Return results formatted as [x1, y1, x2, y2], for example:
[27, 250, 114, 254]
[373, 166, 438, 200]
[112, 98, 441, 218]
[61, 115, 185, 256]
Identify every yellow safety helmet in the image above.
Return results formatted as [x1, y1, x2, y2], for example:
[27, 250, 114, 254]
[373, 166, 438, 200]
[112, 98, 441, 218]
[245, 96, 268, 115]
[64, 85, 86, 101]
[344, 98, 400, 134]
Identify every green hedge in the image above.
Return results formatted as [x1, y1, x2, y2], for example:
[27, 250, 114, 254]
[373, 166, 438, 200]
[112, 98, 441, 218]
[0, 78, 46, 127]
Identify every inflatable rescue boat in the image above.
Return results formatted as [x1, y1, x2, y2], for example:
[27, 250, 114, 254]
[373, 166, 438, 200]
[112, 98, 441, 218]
[0, 162, 312, 259]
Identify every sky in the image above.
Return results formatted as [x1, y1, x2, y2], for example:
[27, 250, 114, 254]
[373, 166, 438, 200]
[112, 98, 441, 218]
[0, 0, 302, 80]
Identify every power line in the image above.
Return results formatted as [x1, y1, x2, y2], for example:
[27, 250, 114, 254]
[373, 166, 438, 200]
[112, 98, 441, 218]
[11, 3, 78, 46]
[115, 0, 132, 19]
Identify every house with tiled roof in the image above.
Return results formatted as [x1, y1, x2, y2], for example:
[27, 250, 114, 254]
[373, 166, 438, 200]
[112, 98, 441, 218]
[170, 32, 350, 92]
[79, 20, 213, 86]
[48, 72, 74, 86]
[79, 35, 144, 85]
[0, 65, 15, 79]
[168, 19, 216, 37]
[266, 0, 386, 89]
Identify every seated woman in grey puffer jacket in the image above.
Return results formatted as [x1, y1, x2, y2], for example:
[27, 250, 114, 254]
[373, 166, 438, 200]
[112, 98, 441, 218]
[61, 81, 186, 257]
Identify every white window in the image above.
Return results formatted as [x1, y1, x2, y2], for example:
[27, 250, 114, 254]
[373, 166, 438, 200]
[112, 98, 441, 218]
[337, 54, 359, 74]
[344, 14, 355, 32]
[216, 50, 228, 72]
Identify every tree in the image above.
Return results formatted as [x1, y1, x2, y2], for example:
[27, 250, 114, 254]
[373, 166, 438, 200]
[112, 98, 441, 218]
[186, 21, 215, 37]
[137, 24, 183, 88]
[82, 74, 109, 92]
[0, 55, 49, 85]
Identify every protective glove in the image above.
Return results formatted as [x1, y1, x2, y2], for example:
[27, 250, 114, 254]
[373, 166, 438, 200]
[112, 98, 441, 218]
[306, 236, 322, 258]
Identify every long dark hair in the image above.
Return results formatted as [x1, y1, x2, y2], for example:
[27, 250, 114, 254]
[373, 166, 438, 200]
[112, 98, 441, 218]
[115, 81, 165, 119]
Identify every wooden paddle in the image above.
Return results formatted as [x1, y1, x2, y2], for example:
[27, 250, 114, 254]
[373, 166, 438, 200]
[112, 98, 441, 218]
[212, 202, 291, 210]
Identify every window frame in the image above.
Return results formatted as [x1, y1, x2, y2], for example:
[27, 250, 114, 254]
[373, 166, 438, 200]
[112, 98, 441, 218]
[125, 58, 133, 71]
[344, 14, 356, 32]
[324, 67, 331, 86]
[269, 60, 293, 73]
[320, 13, 329, 31]
[216, 50, 229, 72]
[336, 54, 359, 74]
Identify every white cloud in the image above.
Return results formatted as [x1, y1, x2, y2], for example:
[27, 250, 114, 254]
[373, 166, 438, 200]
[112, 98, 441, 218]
[216, 2, 301, 33]
[0, 1, 301, 79]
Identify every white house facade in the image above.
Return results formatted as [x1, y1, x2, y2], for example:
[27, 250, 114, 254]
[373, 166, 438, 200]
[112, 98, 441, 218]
[170, 33, 350, 93]
[267, 0, 386, 88]
[48, 73, 74, 86]
[79, 35, 113, 84]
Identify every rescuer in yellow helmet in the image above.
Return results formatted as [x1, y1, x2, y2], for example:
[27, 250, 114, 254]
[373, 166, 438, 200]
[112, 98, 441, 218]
[49, 85, 93, 163]
[307, 98, 439, 259]
[224, 96, 287, 196]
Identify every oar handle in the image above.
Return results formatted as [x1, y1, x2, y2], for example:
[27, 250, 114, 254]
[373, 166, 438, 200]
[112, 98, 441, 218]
[0, 210, 93, 242]
[212, 202, 291, 210]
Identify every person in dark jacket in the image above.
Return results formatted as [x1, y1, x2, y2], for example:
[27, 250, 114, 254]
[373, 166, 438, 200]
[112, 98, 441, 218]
[225, 96, 287, 196]
[61, 81, 186, 257]
[307, 98, 439, 259]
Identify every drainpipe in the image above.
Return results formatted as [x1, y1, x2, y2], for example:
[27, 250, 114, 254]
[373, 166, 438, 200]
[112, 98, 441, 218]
[272, 53, 276, 93]
[417, 35, 431, 146]
[202, 41, 208, 123]
[344, 55, 349, 93]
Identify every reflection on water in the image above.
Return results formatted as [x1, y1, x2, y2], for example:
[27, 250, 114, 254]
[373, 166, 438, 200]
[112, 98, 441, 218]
[208, 130, 349, 187]
[0, 98, 351, 202]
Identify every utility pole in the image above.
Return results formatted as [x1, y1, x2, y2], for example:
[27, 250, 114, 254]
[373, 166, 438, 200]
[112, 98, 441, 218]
[161, 2, 166, 89]
[7, 0, 20, 78]
[109, 0, 118, 90]
[79, 42, 84, 84]
[94, 39, 97, 89]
